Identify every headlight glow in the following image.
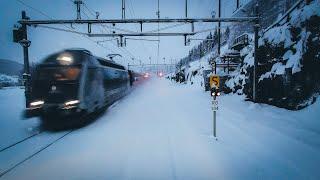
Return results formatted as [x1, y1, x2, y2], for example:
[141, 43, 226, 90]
[57, 54, 73, 65]
[30, 100, 44, 106]
[144, 73, 149, 78]
[64, 100, 80, 106]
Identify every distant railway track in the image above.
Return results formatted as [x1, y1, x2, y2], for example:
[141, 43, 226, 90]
[0, 130, 74, 178]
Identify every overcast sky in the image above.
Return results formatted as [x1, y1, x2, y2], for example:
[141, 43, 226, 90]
[0, 0, 244, 66]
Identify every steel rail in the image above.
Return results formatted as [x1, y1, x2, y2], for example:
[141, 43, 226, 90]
[0, 131, 44, 153]
[0, 130, 73, 178]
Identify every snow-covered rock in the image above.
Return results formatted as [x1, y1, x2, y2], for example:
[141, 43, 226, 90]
[225, 0, 320, 110]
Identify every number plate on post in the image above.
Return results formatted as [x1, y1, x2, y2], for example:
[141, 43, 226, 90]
[212, 100, 218, 111]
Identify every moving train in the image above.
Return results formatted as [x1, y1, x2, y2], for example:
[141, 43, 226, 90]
[26, 49, 133, 123]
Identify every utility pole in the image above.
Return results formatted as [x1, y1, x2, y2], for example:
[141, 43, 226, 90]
[122, 0, 126, 19]
[218, 0, 221, 55]
[236, 0, 240, 9]
[157, 0, 160, 74]
[74, 0, 83, 20]
[20, 11, 31, 108]
[253, 3, 260, 102]
[185, 0, 188, 18]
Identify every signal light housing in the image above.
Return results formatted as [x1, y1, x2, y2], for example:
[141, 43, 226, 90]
[211, 88, 221, 97]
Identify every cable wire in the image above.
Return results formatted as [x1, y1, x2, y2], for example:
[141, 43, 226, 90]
[15, 0, 116, 54]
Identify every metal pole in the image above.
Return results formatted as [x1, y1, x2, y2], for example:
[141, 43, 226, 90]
[123, 0, 126, 19]
[218, 0, 221, 55]
[157, 0, 160, 74]
[214, 62, 217, 74]
[21, 11, 31, 108]
[253, 3, 259, 102]
[236, 0, 240, 9]
[227, 57, 229, 74]
[213, 110, 216, 137]
[122, 0, 126, 19]
[74, 0, 83, 20]
[185, 0, 188, 18]
[212, 95, 217, 138]
[19, 17, 260, 25]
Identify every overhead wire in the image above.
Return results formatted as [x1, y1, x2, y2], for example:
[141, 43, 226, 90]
[36, 25, 87, 35]
[146, 23, 187, 33]
[81, 0, 137, 61]
[81, 0, 136, 59]
[127, 0, 154, 63]
[15, 0, 117, 54]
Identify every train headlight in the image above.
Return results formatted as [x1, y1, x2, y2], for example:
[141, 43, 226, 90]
[64, 100, 80, 106]
[30, 100, 44, 107]
[57, 54, 73, 65]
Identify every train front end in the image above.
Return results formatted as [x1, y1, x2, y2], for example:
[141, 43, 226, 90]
[26, 51, 86, 119]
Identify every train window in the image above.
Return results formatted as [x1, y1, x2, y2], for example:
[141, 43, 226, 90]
[38, 67, 81, 81]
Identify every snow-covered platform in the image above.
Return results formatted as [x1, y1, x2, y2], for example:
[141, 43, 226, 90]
[0, 78, 320, 179]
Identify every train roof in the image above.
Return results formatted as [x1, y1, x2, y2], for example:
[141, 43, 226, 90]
[39, 49, 126, 70]
[40, 49, 91, 66]
[64, 48, 92, 55]
[96, 57, 126, 70]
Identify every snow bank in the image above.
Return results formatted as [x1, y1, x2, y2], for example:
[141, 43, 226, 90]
[260, 24, 293, 48]
[0, 74, 20, 87]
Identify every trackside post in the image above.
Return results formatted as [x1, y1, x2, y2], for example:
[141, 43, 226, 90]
[210, 75, 220, 140]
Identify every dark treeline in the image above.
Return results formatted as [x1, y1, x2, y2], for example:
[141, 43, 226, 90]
[178, 26, 230, 67]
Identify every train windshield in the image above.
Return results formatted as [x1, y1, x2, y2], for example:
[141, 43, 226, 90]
[37, 66, 81, 81]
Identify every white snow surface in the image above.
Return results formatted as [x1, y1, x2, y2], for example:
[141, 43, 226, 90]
[0, 79, 320, 179]
[0, 88, 40, 150]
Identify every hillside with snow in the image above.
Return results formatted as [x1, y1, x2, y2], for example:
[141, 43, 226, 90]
[178, 0, 320, 110]
[226, 0, 320, 109]
[0, 59, 23, 76]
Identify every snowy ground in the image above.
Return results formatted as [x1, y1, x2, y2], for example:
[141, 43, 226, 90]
[0, 87, 41, 150]
[0, 78, 320, 179]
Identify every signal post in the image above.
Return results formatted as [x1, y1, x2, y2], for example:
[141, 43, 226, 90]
[209, 74, 220, 140]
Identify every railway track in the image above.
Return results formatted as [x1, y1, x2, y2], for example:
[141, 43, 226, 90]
[0, 131, 44, 153]
[0, 107, 106, 178]
[0, 130, 74, 178]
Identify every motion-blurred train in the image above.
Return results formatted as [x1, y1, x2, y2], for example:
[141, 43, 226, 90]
[26, 49, 135, 123]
